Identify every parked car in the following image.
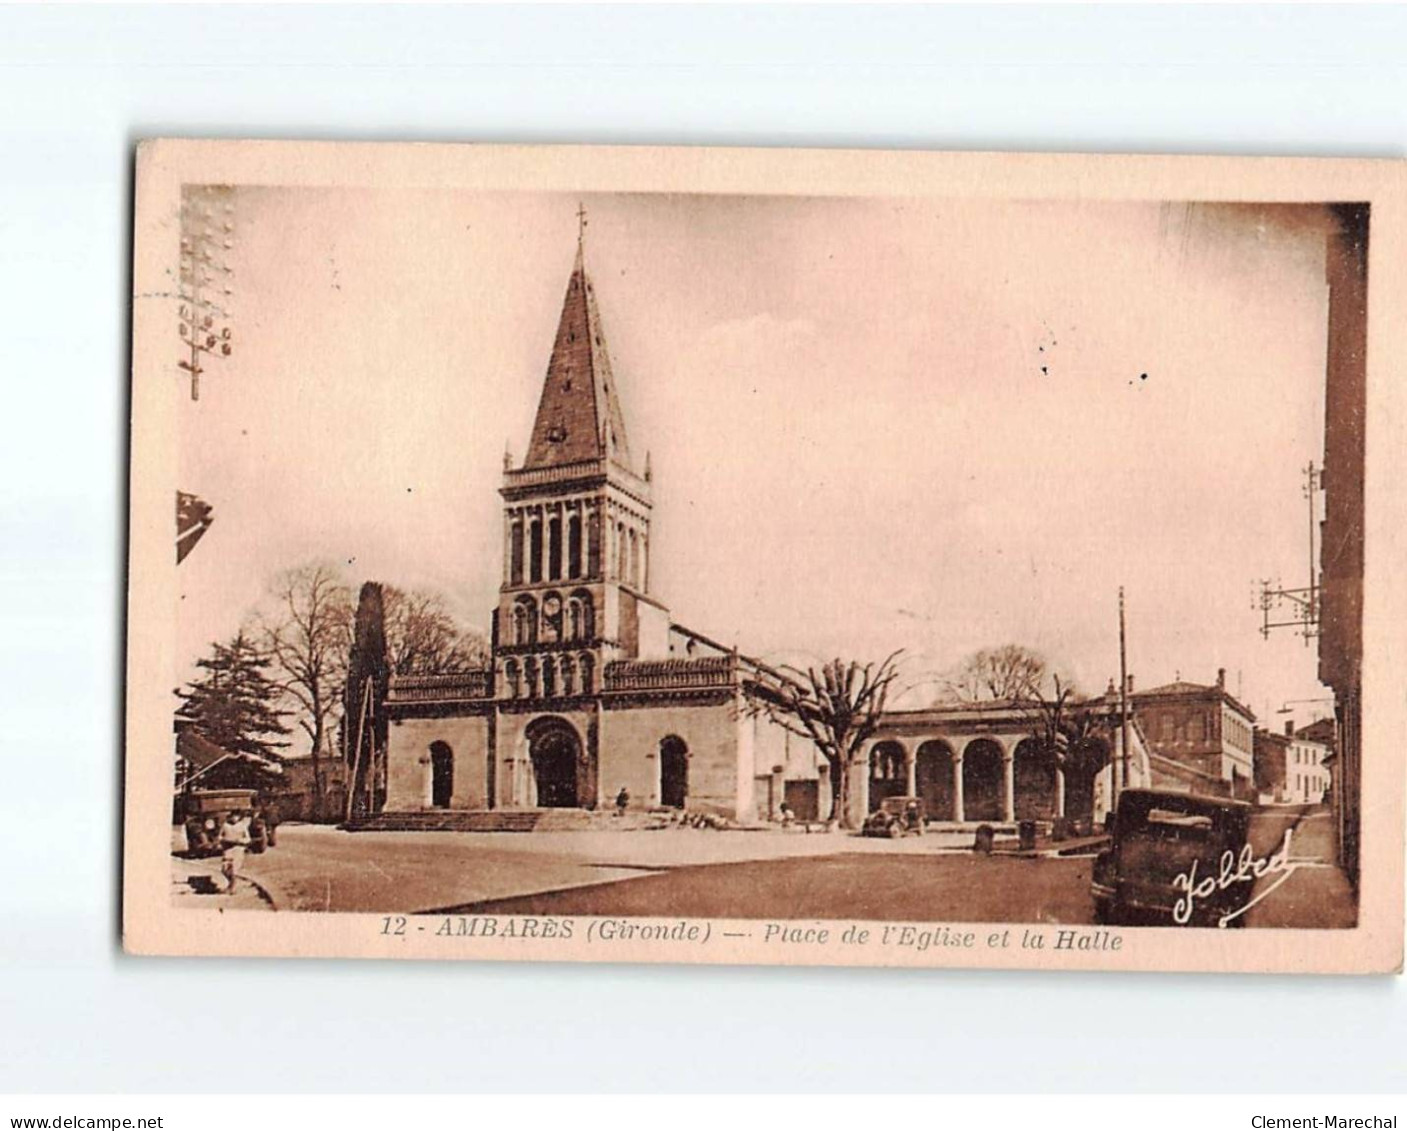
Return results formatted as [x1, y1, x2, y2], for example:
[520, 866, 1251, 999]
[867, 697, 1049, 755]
[862, 796, 926, 838]
[1091, 789, 1253, 927]
[179, 789, 259, 858]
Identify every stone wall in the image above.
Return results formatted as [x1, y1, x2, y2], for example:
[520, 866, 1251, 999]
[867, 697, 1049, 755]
[386, 714, 492, 810]
[599, 699, 741, 815]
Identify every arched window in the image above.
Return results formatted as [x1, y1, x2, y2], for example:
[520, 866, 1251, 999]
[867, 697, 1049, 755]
[567, 514, 583, 580]
[628, 528, 639, 587]
[509, 521, 524, 585]
[503, 658, 521, 699]
[512, 596, 537, 645]
[543, 656, 557, 698]
[561, 654, 576, 696]
[524, 656, 539, 698]
[616, 522, 627, 579]
[548, 515, 562, 581]
[540, 591, 562, 643]
[579, 652, 594, 694]
[587, 509, 602, 578]
[529, 518, 543, 583]
[569, 590, 594, 641]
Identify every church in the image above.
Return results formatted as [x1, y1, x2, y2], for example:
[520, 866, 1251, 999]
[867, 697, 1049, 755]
[377, 226, 1144, 830]
[381, 231, 808, 822]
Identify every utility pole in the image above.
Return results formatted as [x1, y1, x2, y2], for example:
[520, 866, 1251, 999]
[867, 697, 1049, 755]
[1117, 586, 1130, 806]
[1257, 461, 1323, 644]
[177, 185, 236, 401]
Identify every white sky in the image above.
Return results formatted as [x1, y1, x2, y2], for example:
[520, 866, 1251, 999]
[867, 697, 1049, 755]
[175, 189, 1335, 729]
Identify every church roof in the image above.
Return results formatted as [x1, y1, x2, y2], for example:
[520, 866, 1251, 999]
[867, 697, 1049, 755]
[521, 242, 633, 472]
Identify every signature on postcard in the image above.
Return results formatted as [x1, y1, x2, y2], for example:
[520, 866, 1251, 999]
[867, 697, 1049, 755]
[1173, 830, 1301, 928]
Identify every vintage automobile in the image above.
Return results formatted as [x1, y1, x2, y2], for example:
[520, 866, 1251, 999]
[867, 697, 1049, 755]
[179, 788, 260, 858]
[1091, 789, 1253, 927]
[862, 796, 927, 838]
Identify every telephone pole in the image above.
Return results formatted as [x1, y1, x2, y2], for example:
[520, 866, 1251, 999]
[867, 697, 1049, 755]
[1117, 586, 1130, 804]
[1257, 461, 1323, 644]
[177, 185, 236, 401]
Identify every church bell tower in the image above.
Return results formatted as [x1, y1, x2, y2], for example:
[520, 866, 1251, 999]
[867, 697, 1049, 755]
[496, 215, 660, 701]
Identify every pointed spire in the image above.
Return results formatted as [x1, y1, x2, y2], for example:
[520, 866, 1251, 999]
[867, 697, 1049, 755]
[520, 223, 633, 471]
[503, 441, 514, 471]
[644, 450, 652, 483]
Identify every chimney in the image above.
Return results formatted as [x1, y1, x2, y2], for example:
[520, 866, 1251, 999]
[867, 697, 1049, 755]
[1216, 667, 1226, 690]
[1126, 674, 1134, 694]
[1285, 720, 1295, 737]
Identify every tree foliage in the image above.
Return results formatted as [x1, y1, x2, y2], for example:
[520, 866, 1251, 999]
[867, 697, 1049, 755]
[260, 563, 353, 817]
[945, 643, 1114, 774]
[344, 581, 391, 816]
[942, 643, 1049, 703]
[175, 629, 291, 760]
[748, 652, 903, 829]
[382, 586, 490, 675]
[251, 560, 492, 817]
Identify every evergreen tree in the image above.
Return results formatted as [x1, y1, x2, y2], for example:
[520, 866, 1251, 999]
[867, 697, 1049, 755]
[176, 630, 292, 760]
[345, 582, 390, 815]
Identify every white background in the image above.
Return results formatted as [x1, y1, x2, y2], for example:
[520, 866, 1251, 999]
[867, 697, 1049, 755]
[1, 3, 1405, 1094]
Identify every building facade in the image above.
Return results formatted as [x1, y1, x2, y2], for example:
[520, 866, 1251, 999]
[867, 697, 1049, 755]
[1131, 670, 1257, 800]
[377, 235, 1157, 827]
[1253, 721, 1331, 805]
[1317, 206, 1368, 885]
[1253, 726, 1291, 802]
[382, 238, 799, 822]
[858, 701, 1152, 829]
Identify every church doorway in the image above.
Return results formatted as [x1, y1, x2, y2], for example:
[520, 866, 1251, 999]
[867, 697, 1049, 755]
[660, 735, 689, 808]
[429, 741, 454, 808]
[528, 718, 583, 808]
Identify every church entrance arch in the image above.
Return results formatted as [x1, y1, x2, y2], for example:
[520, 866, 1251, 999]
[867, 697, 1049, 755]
[660, 735, 689, 809]
[429, 741, 454, 809]
[527, 717, 584, 808]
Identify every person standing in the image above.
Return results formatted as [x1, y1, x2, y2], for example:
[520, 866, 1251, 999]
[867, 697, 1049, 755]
[219, 810, 251, 894]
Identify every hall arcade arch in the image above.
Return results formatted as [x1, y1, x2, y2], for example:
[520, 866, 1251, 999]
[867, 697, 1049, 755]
[854, 701, 1144, 826]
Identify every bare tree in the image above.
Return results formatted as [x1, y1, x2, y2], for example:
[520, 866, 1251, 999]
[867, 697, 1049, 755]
[748, 652, 903, 829]
[1021, 670, 1080, 754]
[945, 644, 1106, 779]
[261, 562, 353, 819]
[942, 644, 1048, 703]
[382, 586, 490, 675]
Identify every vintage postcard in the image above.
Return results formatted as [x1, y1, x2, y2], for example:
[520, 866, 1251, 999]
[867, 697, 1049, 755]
[124, 140, 1404, 973]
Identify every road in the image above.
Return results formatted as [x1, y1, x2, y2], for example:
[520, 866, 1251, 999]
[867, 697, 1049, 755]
[177, 804, 1353, 928]
[458, 852, 1095, 923]
[1240, 805, 1356, 928]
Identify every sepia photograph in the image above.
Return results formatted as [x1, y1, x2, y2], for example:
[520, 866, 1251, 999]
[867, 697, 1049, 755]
[13, 2, 1407, 1115]
[124, 141, 1403, 972]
